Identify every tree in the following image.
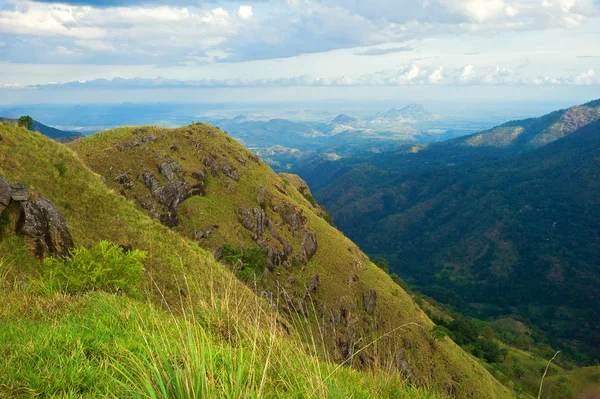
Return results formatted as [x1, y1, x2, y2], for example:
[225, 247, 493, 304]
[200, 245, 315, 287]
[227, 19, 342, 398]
[373, 257, 389, 273]
[18, 116, 34, 130]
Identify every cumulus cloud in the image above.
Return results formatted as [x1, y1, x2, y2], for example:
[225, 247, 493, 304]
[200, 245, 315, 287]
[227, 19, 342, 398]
[0, 0, 597, 66]
[237, 5, 253, 20]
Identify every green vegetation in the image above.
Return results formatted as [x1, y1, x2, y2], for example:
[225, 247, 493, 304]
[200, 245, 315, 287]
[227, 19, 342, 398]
[40, 241, 146, 297]
[221, 244, 269, 282]
[18, 115, 34, 130]
[308, 109, 600, 365]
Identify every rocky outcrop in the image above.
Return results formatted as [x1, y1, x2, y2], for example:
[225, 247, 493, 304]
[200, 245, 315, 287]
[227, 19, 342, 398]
[153, 180, 192, 227]
[157, 159, 182, 180]
[301, 228, 318, 262]
[0, 176, 11, 213]
[14, 193, 74, 258]
[10, 184, 30, 201]
[141, 171, 160, 191]
[240, 208, 267, 241]
[362, 290, 377, 315]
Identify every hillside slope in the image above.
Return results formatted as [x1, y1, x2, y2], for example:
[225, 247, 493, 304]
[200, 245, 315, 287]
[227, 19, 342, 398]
[69, 123, 513, 398]
[315, 118, 600, 362]
[0, 117, 81, 142]
[0, 121, 452, 398]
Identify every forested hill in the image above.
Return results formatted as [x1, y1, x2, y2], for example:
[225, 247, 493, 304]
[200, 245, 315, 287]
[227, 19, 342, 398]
[295, 99, 600, 193]
[314, 117, 600, 361]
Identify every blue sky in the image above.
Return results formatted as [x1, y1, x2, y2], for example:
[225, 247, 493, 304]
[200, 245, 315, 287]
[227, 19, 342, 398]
[0, 0, 599, 104]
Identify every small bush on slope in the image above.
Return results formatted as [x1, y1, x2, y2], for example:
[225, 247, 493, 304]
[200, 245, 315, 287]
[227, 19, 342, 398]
[39, 241, 146, 297]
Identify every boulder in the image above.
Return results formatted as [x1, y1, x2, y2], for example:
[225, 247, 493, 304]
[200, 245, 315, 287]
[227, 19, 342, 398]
[0, 176, 11, 212]
[157, 159, 182, 180]
[301, 228, 318, 262]
[16, 195, 74, 258]
[10, 184, 30, 202]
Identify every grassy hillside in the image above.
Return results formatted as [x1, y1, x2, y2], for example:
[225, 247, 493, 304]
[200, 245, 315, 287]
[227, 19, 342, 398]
[67, 122, 514, 398]
[0, 121, 448, 398]
[0, 117, 81, 142]
[312, 116, 600, 363]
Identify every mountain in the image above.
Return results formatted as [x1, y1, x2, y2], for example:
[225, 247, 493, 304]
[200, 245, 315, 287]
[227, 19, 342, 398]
[0, 117, 82, 142]
[330, 114, 359, 127]
[63, 122, 514, 398]
[369, 104, 442, 125]
[0, 121, 516, 398]
[301, 102, 600, 363]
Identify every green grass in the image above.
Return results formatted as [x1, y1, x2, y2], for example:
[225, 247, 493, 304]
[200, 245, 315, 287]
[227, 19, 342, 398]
[0, 287, 440, 399]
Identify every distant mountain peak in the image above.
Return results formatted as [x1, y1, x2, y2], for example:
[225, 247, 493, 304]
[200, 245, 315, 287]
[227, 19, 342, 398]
[371, 104, 440, 124]
[330, 114, 358, 126]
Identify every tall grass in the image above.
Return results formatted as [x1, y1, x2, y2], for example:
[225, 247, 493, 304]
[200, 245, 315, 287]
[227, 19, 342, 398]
[0, 257, 439, 399]
[109, 275, 439, 399]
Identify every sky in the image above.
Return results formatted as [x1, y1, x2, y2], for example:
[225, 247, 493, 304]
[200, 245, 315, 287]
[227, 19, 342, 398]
[0, 0, 599, 104]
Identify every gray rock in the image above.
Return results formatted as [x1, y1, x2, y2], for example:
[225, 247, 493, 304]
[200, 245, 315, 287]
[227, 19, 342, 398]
[191, 169, 207, 182]
[301, 228, 317, 262]
[10, 184, 30, 202]
[239, 208, 266, 240]
[153, 180, 191, 210]
[222, 165, 240, 182]
[157, 159, 182, 180]
[363, 289, 377, 315]
[16, 195, 74, 258]
[114, 173, 130, 185]
[0, 176, 11, 211]
[307, 274, 319, 292]
[141, 171, 160, 191]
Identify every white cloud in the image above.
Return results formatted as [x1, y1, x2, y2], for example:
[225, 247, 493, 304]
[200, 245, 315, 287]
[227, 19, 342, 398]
[238, 6, 253, 20]
[51, 45, 76, 56]
[574, 68, 595, 85]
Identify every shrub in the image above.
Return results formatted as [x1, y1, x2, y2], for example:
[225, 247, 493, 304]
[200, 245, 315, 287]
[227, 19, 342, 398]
[18, 116, 34, 130]
[54, 161, 68, 177]
[373, 257, 389, 273]
[41, 241, 146, 297]
[221, 244, 268, 282]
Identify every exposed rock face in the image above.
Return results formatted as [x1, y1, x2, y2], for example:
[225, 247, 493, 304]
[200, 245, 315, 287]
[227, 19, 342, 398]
[363, 290, 377, 315]
[0, 176, 11, 212]
[153, 180, 192, 227]
[10, 184, 30, 201]
[240, 208, 266, 241]
[157, 159, 182, 180]
[279, 205, 306, 234]
[16, 195, 74, 258]
[141, 171, 160, 191]
[301, 228, 318, 262]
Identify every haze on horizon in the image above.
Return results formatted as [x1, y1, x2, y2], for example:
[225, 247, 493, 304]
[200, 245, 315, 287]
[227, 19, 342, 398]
[0, 0, 599, 105]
